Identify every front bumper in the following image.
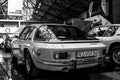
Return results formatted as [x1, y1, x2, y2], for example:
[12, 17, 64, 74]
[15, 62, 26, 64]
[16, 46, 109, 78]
[34, 57, 103, 72]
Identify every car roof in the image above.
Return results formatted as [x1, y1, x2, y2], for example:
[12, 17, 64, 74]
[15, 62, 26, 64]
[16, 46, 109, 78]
[28, 23, 72, 28]
[96, 24, 120, 27]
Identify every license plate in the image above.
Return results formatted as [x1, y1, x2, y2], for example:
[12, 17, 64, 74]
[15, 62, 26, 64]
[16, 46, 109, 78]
[76, 50, 98, 58]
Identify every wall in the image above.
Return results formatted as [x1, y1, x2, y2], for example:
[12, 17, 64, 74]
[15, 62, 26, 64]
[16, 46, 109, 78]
[113, 0, 120, 23]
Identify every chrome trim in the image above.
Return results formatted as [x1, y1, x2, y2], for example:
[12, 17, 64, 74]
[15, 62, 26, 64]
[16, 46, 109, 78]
[36, 58, 101, 66]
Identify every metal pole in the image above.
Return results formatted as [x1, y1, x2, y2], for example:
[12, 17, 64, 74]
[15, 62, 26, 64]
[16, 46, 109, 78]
[0, 62, 10, 79]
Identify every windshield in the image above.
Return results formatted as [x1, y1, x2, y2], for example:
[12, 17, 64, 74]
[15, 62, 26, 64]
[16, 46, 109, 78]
[88, 25, 119, 37]
[88, 26, 108, 36]
[34, 25, 88, 41]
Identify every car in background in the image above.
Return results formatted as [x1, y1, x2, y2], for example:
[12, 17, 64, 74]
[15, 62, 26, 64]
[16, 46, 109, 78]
[11, 24, 106, 79]
[11, 33, 20, 52]
[11, 28, 24, 55]
[0, 33, 11, 50]
[88, 24, 120, 66]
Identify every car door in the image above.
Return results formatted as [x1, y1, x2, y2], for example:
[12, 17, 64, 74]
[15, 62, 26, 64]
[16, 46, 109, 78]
[18, 26, 32, 58]
[100, 26, 118, 45]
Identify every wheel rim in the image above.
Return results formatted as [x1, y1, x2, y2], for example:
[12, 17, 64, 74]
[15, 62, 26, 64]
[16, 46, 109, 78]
[25, 54, 31, 74]
[113, 50, 120, 64]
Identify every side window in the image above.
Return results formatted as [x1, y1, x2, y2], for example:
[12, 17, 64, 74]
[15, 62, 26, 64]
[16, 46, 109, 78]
[19, 27, 30, 40]
[34, 25, 57, 41]
[104, 26, 117, 36]
[24, 26, 35, 40]
[97, 27, 107, 36]
[89, 26, 107, 37]
[34, 28, 46, 41]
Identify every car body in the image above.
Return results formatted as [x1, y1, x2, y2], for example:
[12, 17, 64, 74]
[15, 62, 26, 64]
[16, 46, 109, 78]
[88, 24, 120, 65]
[12, 23, 106, 77]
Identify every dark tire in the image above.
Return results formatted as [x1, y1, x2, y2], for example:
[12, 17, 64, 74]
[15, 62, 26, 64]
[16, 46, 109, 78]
[12, 56, 18, 67]
[4, 46, 11, 53]
[110, 46, 120, 65]
[11, 56, 19, 80]
[25, 51, 40, 79]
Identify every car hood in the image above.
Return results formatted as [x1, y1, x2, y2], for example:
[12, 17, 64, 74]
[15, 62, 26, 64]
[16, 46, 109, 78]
[72, 20, 93, 33]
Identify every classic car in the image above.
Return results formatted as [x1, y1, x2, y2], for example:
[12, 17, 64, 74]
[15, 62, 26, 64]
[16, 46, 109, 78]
[88, 24, 120, 66]
[11, 24, 106, 78]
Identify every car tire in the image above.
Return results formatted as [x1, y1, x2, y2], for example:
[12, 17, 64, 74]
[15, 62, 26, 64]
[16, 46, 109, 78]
[11, 56, 19, 80]
[110, 46, 120, 65]
[25, 51, 40, 79]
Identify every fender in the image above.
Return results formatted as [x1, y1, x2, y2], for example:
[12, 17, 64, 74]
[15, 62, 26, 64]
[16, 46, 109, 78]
[106, 40, 120, 53]
[22, 43, 35, 60]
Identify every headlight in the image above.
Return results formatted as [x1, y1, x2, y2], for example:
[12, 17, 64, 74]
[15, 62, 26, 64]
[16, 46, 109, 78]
[54, 52, 69, 59]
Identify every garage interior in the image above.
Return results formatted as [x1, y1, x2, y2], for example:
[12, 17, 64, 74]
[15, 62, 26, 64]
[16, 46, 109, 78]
[0, 0, 120, 80]
[0, 0, 114, 23]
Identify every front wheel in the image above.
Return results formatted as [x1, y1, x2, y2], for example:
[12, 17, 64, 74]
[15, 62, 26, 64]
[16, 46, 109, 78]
[25, 52, 40, 79]
[110, 46, 120, 65]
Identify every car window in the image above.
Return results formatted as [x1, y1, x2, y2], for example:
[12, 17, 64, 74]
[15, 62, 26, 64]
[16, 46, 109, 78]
[34, 25, 88, 41]
[50, 26, 87, 40]
[34, 25, 57, 41]
[88, 26, 108, 37]
[19, 27, 31, 40]
[24, 26, 35, 40]
[104, 26, 118, 36]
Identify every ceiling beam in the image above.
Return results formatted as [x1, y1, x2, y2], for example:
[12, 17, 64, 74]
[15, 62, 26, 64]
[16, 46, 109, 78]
[42, 10, 64, 20]
[78, 0, 90, 5]
[0, 2, 5, 14]
[33, 0, 90, 21]
[63, 0, 88, 11]
[54, 2, 79, 17]
[29, 0, 36, 7]
[33, 8, 65, 21]
[1, 0, 7, 5]
[41, 0, 57, 19]
[35, 0, 42, 9]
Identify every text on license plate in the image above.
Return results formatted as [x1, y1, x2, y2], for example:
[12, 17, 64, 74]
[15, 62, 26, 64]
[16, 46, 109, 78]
[76, 50, 98, 58]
